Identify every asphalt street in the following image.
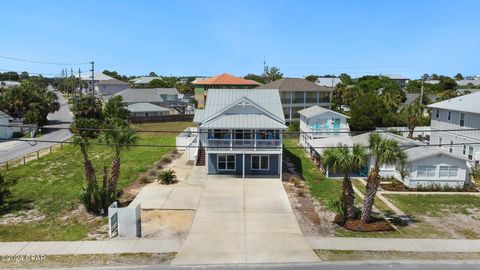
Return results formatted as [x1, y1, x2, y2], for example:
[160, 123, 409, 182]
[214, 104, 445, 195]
[0, 92, 73, 163]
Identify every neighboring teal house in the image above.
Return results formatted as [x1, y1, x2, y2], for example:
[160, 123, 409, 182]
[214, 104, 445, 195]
[192, 73, 261, 108]
[193, 88, 287, 178]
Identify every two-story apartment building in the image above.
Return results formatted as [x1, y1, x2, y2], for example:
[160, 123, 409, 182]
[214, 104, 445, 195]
[256, 78, 332, 122]
[298, 105, 350, 148]
[428, 92, 480, 164]
[192, 73, 261, 108]
[192, 88, 287, 178]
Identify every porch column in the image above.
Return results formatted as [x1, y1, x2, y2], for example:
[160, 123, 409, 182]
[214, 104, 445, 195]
[230, 129, 233, 151]
[279, 153, 282, 179]
[242, 152, 245, 180]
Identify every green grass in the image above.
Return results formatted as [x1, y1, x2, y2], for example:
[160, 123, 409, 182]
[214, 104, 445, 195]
[0, 122, 193, 241]
[283, 139, 341, 210]
[383, 194, 480, 216]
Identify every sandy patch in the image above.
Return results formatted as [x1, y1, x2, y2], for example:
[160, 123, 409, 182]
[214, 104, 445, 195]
[141, 209, 195, 239]
[0, 209, 46, 225]
[422, 213, 480, 239]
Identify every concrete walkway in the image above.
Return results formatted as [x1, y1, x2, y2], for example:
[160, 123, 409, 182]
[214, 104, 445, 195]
[172, 175, 319, 265]
[0, 239, 182, 256]
[307, 237, 480, 253]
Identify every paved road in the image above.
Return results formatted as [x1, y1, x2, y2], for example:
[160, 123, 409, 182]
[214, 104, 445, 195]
[0, 92, 73, 163]
[28, 261, 480, 270]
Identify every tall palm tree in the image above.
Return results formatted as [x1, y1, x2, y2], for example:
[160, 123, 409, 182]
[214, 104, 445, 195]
[264, 66, 283, 82]
[400, 103, 421, 139]
[102, 123, 137, 196]
[361, 133, 406, 222]
[323, 144, 367, 219]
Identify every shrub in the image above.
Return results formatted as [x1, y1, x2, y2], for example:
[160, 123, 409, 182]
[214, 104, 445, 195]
[158, 169, 178, 185]
[296, 188, 306, 197]
[329, 195, 346, 223]
[138, 174, 153, 184]
[290, 175, 304, 188]
[416, 183, 465, 192]
[288, 120, 300, 132]
[161, 156, 172, 163]
[0, 173, 17, 214]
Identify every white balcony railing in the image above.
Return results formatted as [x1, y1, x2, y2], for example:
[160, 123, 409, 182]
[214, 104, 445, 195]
[205, 138, 282, 151]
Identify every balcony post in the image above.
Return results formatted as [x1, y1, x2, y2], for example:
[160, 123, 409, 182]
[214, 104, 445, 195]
[230, 129, 233, 151]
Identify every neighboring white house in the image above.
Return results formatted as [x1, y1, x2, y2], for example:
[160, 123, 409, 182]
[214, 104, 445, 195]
[428, 91, 480, 165]
[384, 74, 409, 88]
[130, 76, 163, 87]
[298, 105, 350, 148]
[127, 103, 171, 117]
[315, 77, 342, 88]
[97, 79, 129, 96]
[0, 80, 21, 89]
[308, 132, 470, 188]
[79, 72, 116, 94]
[0, 111, 14, 139]
[181, 88, 287, 178]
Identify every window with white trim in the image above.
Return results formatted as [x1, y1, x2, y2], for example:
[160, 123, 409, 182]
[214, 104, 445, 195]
[439, 166, 458, 178]
[460, 113, 465, 127]
[218, 155, 236, 171]
[251, 155, 269, 170]
[468, 146, 474, 160]
[417, 166, 436, 178]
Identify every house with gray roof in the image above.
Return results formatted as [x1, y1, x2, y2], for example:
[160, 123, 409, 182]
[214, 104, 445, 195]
[127, 103, 171, 117]
[308, 131, 470, 188]
[315, 77, 342, 88]
[114, 88, 181, 106]
[97, 78, 129, 96]
[190, 88, 287, 178]
[257, 78, 332, 122]
[298, 105, 350, 147]
[130, 76, 163, 86]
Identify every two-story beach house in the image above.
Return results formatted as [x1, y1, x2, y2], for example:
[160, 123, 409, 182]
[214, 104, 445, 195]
[298, 105, 350, 148]
[257, 78, 332, 122]
[192, 73, 261, 109]
[428, 91, 480, 165]
[191, 88, 287, 178]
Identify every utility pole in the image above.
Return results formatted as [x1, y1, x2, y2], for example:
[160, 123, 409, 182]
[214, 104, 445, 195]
[90, 61, 95, 102]
[419, 75, 424, 106]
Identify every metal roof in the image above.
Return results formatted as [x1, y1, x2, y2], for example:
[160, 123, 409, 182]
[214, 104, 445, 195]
[428, 91, 480, 114]
[404, 145, 468, 162]
[384, 74, 409, 80]
[257, 78, 331, 92]
[97, 79, 129, 85]
[127, 103, 170, 113]
[200, 114, 287, 129]
[200, 88, 286, 129]
[114, 88, 179, 103]
[192, 73, 261, 85]
[298, 105, 349, 119]
[130, 77, 163, 84]
[0, 110, 11, 119]
[457, 80, 480, 86]
[193, 109, 204, 123]
[79, 72, 115, 81]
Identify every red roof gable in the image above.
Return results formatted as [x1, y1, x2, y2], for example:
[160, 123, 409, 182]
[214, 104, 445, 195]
[192, 73, 261, 85]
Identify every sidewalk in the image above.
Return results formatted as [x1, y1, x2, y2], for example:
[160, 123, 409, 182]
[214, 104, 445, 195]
[307, 237, 480, 253]
[0, 239, 182, 256]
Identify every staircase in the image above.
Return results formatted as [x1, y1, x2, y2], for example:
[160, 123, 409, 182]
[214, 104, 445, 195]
[196, 146, 206, 166]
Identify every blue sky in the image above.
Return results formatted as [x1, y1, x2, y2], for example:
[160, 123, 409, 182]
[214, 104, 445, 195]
[1, 0, 480, 78]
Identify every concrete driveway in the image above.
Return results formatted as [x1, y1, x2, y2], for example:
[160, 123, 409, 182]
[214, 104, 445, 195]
[172, 175, 319, 265]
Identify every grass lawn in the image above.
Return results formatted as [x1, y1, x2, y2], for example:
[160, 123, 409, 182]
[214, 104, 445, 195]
[0, 122, 193, 241]
[283, 139, 341, 211]
[384, 194, 480, 216]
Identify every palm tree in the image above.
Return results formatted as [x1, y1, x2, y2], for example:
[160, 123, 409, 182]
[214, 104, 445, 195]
[400, 103, 421, 139]
[361, 133, 406, 223]
[323, 144, 367, 219]
[264, 66, 283, 82]
[102, 123, 138, 196]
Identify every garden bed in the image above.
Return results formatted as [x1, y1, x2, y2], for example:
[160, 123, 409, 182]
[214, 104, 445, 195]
[341, 217, 395, 232]
[380, 180, 478, 192]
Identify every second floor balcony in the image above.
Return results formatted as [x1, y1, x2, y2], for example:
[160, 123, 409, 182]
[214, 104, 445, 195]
[203, 129, 283, 152]
[307, 122, 350, 137]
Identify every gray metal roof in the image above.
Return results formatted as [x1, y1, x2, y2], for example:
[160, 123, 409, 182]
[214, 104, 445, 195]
[298, 105, 349, 119]
[131, 77, 163, 84]
[127, 103, 170, 113]
[193, 109, 204, 123]
[79, 72, 114, 81]
[200, 88, 286, 129]
[404, 146, 468, 162]
[256, 78, 331, 92]
[200, 114, 287, 129]
[114, 88, 179, 103]
[384, 74, 409, 80]
[428, 91, 480, 114]
[0, 110, 11, 119]
[315, 77, 342, 87]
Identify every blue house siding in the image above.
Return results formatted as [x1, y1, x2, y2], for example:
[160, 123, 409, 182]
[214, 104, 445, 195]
[207, 153, 280, 176]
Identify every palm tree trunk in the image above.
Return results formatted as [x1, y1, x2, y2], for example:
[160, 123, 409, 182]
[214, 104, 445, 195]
[80, 143, 96, 184]
[361, 166, 380, 223]
[108, 156, 121, 195]
[342, 176, 355, 219]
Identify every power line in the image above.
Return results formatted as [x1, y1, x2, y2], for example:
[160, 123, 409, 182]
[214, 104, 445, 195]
[0, 68, 92, 77]
[1, 124, 478, 135]
[0, 55, 90, 66]
[0, 137, 478, 150]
